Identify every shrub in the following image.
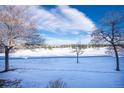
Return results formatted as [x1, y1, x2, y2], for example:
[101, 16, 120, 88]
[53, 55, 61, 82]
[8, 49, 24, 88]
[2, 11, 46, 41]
[46, 79, 67, 88]
[0, 79, 21, 88]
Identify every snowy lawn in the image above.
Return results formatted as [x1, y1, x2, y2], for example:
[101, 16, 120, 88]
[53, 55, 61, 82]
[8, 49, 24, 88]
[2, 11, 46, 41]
[0, 56, 124, 88]
[0, 48, 108, 58]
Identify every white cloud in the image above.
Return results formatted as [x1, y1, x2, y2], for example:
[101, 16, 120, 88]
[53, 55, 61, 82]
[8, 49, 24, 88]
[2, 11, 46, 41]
[44, 34, 92, 45]
[55, 5, 96, 32]
[30, 5, 96, 34]
[46, 37, 77, 45]
[80, 34, 92, 44]
[25, 5, 96, 44]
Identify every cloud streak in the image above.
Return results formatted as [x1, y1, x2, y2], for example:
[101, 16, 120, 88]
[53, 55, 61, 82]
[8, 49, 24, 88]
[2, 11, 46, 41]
[26, 5, 96, 44]
[32, 5, 96, 34]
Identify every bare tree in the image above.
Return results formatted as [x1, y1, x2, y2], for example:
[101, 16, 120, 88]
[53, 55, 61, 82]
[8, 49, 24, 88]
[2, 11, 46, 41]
[91, 11, 124, 71]
[72, 42, 84, 64]
[0, 6, 44, 71]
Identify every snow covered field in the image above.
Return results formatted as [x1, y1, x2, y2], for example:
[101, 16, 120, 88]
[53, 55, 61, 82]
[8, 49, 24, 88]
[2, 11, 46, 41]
[0, 56, 124, 88]
[0, 47, 108, 58]
[0, 48, 124, 88]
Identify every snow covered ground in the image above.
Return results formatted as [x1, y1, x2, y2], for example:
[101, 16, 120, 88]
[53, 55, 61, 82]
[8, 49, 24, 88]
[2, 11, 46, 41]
[0, 48, 124, 88]
[0, 56, 124, 88]
[0, 47, 108, 58]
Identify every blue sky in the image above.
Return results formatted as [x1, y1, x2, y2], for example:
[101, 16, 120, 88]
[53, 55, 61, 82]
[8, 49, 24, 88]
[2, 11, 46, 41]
[35, 5, 124, 45]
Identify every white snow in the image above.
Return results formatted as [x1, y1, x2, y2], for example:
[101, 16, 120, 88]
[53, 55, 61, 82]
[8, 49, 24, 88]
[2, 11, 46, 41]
[0, 47, 108, 58]
[0, 56, 124, 88]
[0, 47, 124, 88]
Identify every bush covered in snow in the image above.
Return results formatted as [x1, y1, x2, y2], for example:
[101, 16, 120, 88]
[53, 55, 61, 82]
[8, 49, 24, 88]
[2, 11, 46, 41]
[46, 79, 67, 88]
[0, 79, 21, 88]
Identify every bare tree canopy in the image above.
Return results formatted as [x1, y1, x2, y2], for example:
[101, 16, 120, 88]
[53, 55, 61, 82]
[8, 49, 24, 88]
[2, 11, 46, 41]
[0, 5, 45, 71]
[0, 6, 44, 48]
[91, 11, 124, 71]
[72, 42, 84, 63]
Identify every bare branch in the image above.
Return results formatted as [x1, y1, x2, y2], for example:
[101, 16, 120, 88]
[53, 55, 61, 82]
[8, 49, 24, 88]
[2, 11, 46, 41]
[0, 6, 45, 49]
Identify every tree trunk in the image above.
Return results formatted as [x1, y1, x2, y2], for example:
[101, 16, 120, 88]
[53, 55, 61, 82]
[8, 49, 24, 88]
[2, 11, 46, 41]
[4, 46, 10, 71]
[113, 45, 120, 71]
[77, 52, 79, 64]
